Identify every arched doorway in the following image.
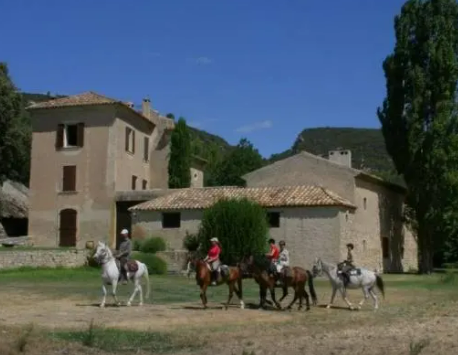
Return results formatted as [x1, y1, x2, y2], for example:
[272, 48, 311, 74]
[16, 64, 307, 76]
[59, 209, 77, 247]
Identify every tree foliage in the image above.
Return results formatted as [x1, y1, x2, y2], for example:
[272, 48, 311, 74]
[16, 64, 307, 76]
[168, 117, 192, 188]
[197, 198, 268, 265]
[0, 62, 31, 186]
[377, 0, 458, 272]
[209, 138, 264, 186]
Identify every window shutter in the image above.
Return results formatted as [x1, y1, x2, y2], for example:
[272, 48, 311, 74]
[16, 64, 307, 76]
[132, 130, 136, 154]
[77, 123, 85, 147]
[125, 127, 130, 152]
[144, 137, 149, 161]
[56, 124, 64, 149]
[63, 165, 76, 191]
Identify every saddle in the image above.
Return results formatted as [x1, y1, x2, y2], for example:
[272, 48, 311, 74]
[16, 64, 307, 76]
[282, 266, 292, 278]
[115, 259, 139, 273]
[347, 268, 361, 277]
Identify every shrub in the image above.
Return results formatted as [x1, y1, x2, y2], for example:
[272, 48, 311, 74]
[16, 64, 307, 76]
[133, 252, 167, 275]
[140, 237, 166, 254]
[132, 239, 143, 251]
[86, 248, 99, 268]
[183, 232, 200, 252]
[131, 224, 148, 241]
[198, 197, 268, 265]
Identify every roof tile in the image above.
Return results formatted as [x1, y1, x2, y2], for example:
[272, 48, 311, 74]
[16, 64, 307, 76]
[27, 91, 118, 109]
[129, 185, 356, 211]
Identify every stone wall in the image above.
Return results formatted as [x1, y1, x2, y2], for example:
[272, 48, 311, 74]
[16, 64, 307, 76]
[156, 250, 188, 274]
[0, 249, 89, 269]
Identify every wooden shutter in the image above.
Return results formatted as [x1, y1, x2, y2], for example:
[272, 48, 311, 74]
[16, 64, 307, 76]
[59, 209, 77, 247]
[77, 123, 85, 147]
[144, 137, 149, 161]
[125, 127, 130, 152]
[131, 175, 137, 190]
[56, 124, 64, 149]
[63, 165, 76, 191]
[132, 130, 136, 154]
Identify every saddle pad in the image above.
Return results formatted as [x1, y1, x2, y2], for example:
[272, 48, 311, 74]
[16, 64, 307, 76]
[126, 260, 139, 272]
[348, 269, 361, 276]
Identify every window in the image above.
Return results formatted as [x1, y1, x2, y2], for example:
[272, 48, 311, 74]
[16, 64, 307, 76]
[59, 208, 77, 247]
[363, 197, 367, 210]
[143, 137, 149, 162]
[142, 179, 148, 190]
[56, 123, 84, 149]
[162, 212, 181, 228]
[62, 165, 76, 192]
[131, 175, 137, 190]
[382, 237, 389, 258]
[267, 212, 280, 228]
[125, 127, 135, 154]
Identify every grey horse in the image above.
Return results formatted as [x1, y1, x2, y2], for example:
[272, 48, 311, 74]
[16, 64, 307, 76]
[312, 257, 385, 311]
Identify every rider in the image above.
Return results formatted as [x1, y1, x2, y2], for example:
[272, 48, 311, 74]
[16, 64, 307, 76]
[116, 229, 132, 284]
[337, 243, 355, 287]
[204, 237, 221, 285]
[276, 240, 290, 284]
[265, 238, 280, 279]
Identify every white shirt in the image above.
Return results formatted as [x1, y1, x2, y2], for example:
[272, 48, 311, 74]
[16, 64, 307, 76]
[278, 248, 290, 266]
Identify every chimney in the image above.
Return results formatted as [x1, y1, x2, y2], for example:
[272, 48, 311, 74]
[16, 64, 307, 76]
[125, 101, 134, 109]
[142, 97, 151, 118]
[328, 149, 352, 168]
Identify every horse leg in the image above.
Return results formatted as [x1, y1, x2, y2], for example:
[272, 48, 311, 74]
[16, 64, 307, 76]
[338, 287, 355, 310]
[225, 282, 235, 310]
[278, 286, 288, 303]
[200, 284, 208, 309]
[285, 286, 299, 311]
[326, 287, 337, 309]
[100, 284, 107, 308]
[357, 285, 370, 310]
[269, 286, 282, 310]
[303, 285, 311, 311]
[111, 280, 121, 306]
[127, 276, 141, 307]
[235, 278, 245, 309]
[259, 286, 266, 309]
[369, 287, 379, 311]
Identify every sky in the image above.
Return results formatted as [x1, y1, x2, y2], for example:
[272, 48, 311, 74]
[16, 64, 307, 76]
[1, 0, 407, 158]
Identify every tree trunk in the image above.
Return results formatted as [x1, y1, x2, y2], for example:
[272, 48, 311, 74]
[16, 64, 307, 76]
[417, 218, 434, 274]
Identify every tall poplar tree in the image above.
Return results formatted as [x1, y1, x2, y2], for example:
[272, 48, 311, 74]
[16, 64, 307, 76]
[377, 0, 458, 273]
[168, 117, 192, 188]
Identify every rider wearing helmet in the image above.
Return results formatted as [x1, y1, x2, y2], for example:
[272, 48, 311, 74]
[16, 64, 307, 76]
[204, 237, 222, 285]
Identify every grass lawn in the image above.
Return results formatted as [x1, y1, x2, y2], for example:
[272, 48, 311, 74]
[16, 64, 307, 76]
[1, 267, 458, 355]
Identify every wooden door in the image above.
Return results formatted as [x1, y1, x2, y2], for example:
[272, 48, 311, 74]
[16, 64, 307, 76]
[59, 209, 77, 247]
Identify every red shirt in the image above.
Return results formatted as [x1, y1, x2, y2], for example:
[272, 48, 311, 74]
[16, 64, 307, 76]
[208, 244, 221, 260]
[269, 244, 280, 261]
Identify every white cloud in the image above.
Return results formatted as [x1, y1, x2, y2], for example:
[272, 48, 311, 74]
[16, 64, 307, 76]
[235, 120, 273, 133]
[188, 56, 213, 65]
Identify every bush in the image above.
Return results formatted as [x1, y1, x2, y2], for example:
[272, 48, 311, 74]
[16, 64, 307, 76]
[140, 237, 166, 254]
[132, 252, 167, 275]
[183, 232, 200, 252]
[86, 249, 99, 268]
[198, 197, 268, 265]
[132, 239, 143, 251]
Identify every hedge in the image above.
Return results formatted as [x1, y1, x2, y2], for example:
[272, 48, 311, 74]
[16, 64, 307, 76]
[132, 252, 167, 275]
[140, 237, 166, 254]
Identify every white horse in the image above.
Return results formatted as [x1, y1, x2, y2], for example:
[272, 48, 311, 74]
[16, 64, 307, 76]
[93, 241, 150, 308]
[312, 257, 385, 311]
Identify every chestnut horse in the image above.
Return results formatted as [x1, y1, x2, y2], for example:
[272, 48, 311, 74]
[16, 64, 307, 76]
[241, 255, 317, 311]
[187, 255, 245, 310]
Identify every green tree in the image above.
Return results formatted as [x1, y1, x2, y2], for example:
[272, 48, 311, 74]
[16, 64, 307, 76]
[168, 117, 192, 188]
[212, 138, 264, 186]
[377, 0, 458, 273]
[198, 198, 268, 265]
[0, 62, 31, 186]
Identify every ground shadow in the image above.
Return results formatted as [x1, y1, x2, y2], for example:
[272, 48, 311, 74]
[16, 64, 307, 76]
[75, 303, 127, 308]
[317, 304, 353, 311]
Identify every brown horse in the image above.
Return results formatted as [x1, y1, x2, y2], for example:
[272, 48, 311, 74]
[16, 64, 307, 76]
[241, 255, 317, 311]
[187, 255, 245, 310]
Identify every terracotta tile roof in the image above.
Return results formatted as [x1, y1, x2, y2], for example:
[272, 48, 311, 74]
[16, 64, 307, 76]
[27, 91, 119, 109]
[129, 185, 356, 211]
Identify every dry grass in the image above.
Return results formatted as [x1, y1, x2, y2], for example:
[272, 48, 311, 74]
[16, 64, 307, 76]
[1, 269, 458, 354]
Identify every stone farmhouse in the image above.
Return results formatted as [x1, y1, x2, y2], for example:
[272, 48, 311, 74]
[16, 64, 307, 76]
[26, 91, 417, 273]
[130, 149, 418, 273]
[26, 91, 206, 250]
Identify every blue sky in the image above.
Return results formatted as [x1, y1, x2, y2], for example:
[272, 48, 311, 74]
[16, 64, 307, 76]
[1, 0, 406, 158]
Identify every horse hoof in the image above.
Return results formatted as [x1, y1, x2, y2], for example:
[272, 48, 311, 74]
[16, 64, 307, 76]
[326, 305, 331, 309]
[126, 302, 131, 307]
[306, 307, 311, 311]
[139, 302, 143, 307]
[99, 304, 105, 308]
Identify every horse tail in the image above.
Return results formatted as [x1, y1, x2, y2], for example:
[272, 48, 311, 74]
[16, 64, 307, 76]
[306, 270, 318, 304]
[375, 274, 385, 299]
[143, 263, 151, 299]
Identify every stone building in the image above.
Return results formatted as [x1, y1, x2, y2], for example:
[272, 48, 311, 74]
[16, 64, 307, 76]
[130, 149, 417, 273]
[26, 91, 205, 249]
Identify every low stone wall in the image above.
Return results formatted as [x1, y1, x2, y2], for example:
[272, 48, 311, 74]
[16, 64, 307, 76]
[0, 249, 89, 269]
[156, 250, 188, 274]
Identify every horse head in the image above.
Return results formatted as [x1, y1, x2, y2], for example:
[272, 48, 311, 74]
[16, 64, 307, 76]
[312, 257, 323, 277]
[93, 241, 112, 264]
